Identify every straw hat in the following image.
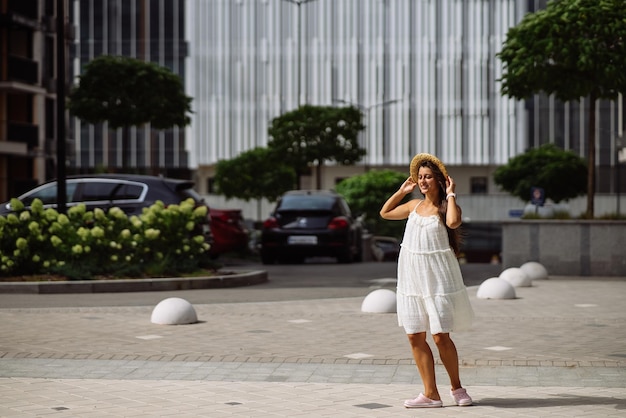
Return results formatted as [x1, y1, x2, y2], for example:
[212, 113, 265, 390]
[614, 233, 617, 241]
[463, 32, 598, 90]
[409, 153, 448, 182]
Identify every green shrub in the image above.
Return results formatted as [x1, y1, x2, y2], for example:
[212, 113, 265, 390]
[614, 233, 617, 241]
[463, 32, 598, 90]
[335, 170, 408, 239]
[597, 212, 626, 220]
[521, 210, 571, 220]
[0, 198, 210, 280]
[552, 210, 572, 220]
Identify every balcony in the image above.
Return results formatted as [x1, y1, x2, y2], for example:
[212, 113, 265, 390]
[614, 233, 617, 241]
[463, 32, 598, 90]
[0, 11, 39, 30]
[7, 0, 38, 20]
[7, 122, 39, 149]
[5, 56, 39, 85]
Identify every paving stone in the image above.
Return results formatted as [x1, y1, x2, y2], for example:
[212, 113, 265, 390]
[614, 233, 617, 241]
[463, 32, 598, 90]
[0, 278, 625, 416]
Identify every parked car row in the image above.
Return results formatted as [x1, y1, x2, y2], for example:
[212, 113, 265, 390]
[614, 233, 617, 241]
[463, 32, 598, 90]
[0, 174, 250, 259]
[1, 179, 370, 264]
[2, 175, 504, 265]
[207, 208, 249, 258]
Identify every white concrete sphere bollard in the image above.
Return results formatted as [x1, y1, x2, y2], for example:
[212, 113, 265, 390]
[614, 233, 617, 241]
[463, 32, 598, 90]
[151, 297, 198, 325]
[520, 261, 549, 281]
[476, 277, 517, 300]
[500, 267, 533, 287]
[361, 289, 397, 313]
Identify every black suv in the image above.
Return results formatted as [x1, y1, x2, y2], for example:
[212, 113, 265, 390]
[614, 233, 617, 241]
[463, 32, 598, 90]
[260, 190, 363, 264]
[0, 174, 212, 241]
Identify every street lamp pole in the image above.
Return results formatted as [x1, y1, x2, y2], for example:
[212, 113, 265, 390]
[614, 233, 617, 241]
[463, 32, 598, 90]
[282, 0, 320, 107]
[333, 98, 400, 167]
[334, 98, 400, 112]
[333, 98, 400, 119]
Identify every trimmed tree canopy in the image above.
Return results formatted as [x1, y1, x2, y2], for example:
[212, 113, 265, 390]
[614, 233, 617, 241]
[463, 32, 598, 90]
[268, 105, 366, 189]
[335, 170, 409, 238]
[497, 0, 626, 217]
[213, 147, 296, 202]
[493, 144, 587, 203]
[498, 0, 626, 102]
[68, 55, 192, 130]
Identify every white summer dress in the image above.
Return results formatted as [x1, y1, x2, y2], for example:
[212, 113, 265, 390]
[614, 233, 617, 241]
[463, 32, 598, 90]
[396, 201, 474, 335]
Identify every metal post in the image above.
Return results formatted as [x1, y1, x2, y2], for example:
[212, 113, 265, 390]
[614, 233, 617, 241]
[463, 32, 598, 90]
[618, 160, 621, 216]
[56, 0, 67, 213]
[617, 136, 624, 216]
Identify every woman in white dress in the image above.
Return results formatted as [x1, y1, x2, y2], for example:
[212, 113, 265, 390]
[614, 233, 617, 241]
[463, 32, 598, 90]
[380, 153, 474, 408]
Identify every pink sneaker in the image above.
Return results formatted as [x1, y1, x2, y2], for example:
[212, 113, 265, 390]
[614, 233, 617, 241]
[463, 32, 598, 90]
[404, 393, 443, 408]
[450, 387, 473, 406]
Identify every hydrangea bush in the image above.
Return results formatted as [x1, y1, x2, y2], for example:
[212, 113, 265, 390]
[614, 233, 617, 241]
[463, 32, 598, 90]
[0, 198, 211, 280]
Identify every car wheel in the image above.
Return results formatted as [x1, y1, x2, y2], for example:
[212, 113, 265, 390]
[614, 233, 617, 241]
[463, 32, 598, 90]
[354, 246, 363, 262]
[281, 255, 305, 264]
[353, 237, 363, 262]
[337, 248, 353, 264]
[261, 253, 276, 265]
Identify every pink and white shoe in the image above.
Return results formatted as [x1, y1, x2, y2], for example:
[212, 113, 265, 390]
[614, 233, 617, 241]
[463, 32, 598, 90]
[450, 387, 473, 406]
[403, 393, 443, 408]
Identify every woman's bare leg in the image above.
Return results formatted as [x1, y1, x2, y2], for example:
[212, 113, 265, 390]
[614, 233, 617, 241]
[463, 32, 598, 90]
[432, 333, 462, 390]
[407, 333, 440, 400]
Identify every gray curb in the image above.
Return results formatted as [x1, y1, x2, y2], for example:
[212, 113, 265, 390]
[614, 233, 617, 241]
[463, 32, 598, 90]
[0, 269, 268, 294]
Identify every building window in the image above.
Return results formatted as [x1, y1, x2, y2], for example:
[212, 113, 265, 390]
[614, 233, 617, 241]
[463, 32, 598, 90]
[207, 177, 216, 194]
[470, 177, 488, 194]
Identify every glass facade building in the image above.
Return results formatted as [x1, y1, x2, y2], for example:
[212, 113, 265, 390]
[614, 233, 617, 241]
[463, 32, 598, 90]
[70, 0, 189, 176]
[185, 0, 624, 198]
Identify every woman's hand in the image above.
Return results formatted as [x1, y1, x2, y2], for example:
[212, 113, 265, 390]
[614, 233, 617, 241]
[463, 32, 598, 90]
[400, 177, 417, 194]
[446, 176, 456, 195]
[380, 178, 417, 221]
[444, 175, 461, 228]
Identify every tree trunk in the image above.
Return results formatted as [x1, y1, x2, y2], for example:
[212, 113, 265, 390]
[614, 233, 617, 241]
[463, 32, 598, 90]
[295, 168, 302, 190]
[586, 93, 596, 218]
[122, 125, 130, 169]
[316, 160, 322, 190]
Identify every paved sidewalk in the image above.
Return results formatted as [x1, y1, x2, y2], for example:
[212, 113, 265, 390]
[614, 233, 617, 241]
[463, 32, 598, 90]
[1, 278, 625, 417]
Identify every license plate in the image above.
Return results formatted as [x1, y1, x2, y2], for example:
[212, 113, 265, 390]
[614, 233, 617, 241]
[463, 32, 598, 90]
[287, 235, 318, 245]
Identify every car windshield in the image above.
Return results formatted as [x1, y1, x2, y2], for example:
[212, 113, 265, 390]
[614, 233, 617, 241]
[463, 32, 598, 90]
[278, 195, 335, 211]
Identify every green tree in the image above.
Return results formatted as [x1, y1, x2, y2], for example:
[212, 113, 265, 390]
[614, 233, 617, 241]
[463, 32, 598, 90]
[497, 0, 626, 218]
[335, 170, 409, 238]
[67, 55, 193, 168]
[213, 147, 296, 202]
[493, 144, 587, 203]
[268, 105, 366, 190]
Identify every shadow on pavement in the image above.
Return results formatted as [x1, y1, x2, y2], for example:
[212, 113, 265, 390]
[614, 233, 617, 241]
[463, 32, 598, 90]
[478, 394, 626, 409]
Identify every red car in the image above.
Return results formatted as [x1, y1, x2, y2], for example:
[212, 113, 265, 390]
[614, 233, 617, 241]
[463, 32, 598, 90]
[208, 208, 250, 258]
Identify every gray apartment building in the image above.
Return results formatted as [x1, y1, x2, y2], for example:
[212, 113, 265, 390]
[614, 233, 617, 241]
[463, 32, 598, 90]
[0, 0, 66, 200]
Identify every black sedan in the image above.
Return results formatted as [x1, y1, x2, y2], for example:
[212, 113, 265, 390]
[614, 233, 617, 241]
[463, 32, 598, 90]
[260, 190, 363, 264]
